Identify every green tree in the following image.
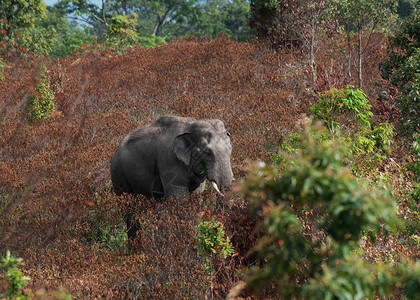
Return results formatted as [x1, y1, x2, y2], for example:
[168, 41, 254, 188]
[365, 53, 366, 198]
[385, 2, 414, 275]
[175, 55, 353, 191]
[0, 0, 50, 55]
[53, 0, 251, 42]
[1, 250, 30, 299]
[241, 124, 417, 299]
[381, 3, 419, 138]
[24, 70, 57, 123]
[310, 86, 394, 174]
[38, 7, 94, 58]
[140, 0, 200, 37]
[326, 0, 398, 88]
[193, 0, 250, 39]
[0, 0, 46, 39]
[194, 215, 234, 296]
[54, 0, 110, 36]
[249, 0, 304, 49]
[249, 0, 331, 83]
[107, 13, 139, 42]
[397, 0, 416, 18]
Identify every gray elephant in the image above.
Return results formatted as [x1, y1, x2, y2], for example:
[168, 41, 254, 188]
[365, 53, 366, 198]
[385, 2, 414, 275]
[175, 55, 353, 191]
[110, 116, 234, 240]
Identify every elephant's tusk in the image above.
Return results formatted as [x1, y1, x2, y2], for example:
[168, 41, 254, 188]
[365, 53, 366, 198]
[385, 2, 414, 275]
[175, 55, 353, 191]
[211, 181, 224, 197]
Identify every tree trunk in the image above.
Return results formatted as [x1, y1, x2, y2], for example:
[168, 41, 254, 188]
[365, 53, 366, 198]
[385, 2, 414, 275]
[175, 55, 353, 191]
[358, 29, 362, 88]
[309, 19, 317, 84]
[346, 29, 352, 85]
[153, 9, 170, 36]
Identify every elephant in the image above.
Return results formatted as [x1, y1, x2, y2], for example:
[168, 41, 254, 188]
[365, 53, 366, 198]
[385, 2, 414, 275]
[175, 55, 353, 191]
[110, 116, 234, 240]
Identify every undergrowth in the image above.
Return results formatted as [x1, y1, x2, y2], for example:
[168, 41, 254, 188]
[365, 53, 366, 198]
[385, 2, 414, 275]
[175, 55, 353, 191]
[0, 35, 418, 298]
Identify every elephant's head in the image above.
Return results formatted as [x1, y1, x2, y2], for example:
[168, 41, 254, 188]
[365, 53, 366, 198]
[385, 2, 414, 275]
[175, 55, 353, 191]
[173, 119, 233, 194]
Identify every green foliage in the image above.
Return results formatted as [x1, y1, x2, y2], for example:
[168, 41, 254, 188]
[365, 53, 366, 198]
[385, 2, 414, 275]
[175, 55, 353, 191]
[53, 0, 108, 36]
[1, 250, 30, 299]
[40, 8, 94, 58]
[0, 0, 54, 56]
[398, 49, 420, 136]
[194, 215, 234, 279]
[407, 133, 420, 182]
[0, 0, 46, 38]
[402, 133, 420, 240]
[249, 0, 280, 40]
[303, 256, 420, 299]
[311, 86, 373, 133]
[272, 132, 302, 165]
[193, 0, 251, 39]
[240, 124, 418, 299]
[24, 71, 57, 123]
[95, 225, 127, 250]
[86, 193, 128, 251]
[381, 4, 420, 85]
[310, 86, 394, 172]
[107, 13, 139, 43]
[0, 58, 5, 80]
[381, 6, 420, 137]
[326, 0, 398, 33]
[195, 216, 234, 259]
[16, 25, 59, 55]
[104, 13, 166, 52]
[326, 0, 397, 86]
[138, 35, 166, 49]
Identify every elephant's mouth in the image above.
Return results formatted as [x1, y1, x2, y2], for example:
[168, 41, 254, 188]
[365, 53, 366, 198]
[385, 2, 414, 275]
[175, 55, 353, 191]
[210, 179, 233, 197]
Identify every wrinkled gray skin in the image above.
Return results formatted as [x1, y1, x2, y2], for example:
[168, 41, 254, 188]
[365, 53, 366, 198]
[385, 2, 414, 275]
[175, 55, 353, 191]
[111, 116, 234, 240]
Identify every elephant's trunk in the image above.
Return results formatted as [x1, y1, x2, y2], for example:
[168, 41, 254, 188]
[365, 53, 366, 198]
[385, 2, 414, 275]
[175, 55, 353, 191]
[208, 156, 233, 196]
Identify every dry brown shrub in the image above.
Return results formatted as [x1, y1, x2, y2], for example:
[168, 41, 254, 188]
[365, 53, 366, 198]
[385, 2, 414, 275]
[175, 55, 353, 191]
[0, 35, 403, 298]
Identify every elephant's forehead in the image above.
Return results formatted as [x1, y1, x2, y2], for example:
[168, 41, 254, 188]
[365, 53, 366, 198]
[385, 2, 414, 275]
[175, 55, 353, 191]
[194, 119, 225, 131]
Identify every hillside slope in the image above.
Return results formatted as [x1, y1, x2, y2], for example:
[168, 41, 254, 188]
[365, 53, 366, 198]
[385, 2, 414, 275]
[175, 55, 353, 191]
[2, 36, 412, 298]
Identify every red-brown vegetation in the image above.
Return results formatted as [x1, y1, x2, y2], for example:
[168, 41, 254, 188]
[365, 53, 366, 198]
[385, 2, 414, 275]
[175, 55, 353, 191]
[0, 35, 416, 298]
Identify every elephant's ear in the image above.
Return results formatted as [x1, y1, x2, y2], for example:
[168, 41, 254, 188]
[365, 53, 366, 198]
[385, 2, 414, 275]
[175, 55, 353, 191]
[174, 133, 192, 166]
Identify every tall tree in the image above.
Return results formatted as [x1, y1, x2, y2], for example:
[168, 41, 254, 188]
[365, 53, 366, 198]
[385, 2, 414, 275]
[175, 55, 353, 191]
[326, 0, 398, 88]
[194, 0, 250, 39]
[0, 0, 46, 40]
[250, 0, 305, 50]
[140, 0, 200, 37]
[39, 7, 94, 58]
[54, 0, 111, 36]
[249, 0, 331, 83]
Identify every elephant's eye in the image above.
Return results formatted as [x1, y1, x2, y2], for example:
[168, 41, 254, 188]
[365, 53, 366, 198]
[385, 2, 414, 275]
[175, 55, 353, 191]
[226, 131, 231, 137]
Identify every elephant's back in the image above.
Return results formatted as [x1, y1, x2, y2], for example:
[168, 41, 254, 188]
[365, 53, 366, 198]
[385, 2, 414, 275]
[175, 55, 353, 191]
[153, 116, 196, 129]
[124, 125, 163, 145]
[122, 116, 193, 146]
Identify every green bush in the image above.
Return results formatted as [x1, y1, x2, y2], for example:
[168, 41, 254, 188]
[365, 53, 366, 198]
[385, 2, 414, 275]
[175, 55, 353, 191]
[381, 7, 420, 138]
[195, 216, 234, 259]
[86, 193, 128, 251]
[24, 72, 57, 123]
[310, 86, 394, 173]
[1, 250, 30, 299]
[310, 86, 373, 133]
[194, 215, 234, 279]
[402, 133, 420, 243]
[0, 251, 73, 299]
[138, 35, 166, 49]
[241, 124, 418, 299]
[107, 13, 139, 44]
[0, 58, 6, 80]
[398, 51, 420, 137]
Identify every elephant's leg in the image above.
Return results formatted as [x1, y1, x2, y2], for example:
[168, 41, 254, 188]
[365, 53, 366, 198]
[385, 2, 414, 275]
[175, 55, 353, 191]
[161, 172, 190, 199]
[114, 183, 142, 246]
[124, 213, 140, 241]
[122, 200, 141, 248]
